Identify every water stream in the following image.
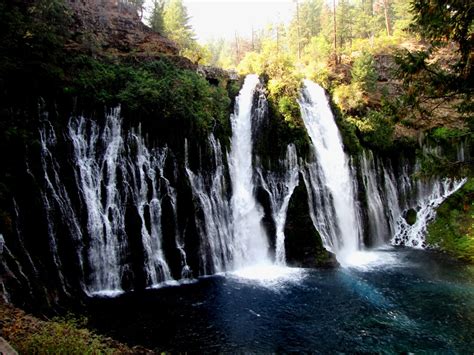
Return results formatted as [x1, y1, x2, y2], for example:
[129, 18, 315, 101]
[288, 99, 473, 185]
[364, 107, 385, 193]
[299, 80, 361, 261]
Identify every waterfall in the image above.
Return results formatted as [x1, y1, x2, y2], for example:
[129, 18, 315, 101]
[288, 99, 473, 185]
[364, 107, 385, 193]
[186, 135, 233, 274]
[259, 144, 299, 264]
[39, 120, 84, 292]
[69, 111, 127, 294]
[360, 149, 466, 248]
[228, 74, 270, 268]
[127, 131, 171, 286]
[360, 150, 392, 246]
[67, 110, 176, 293]
[299, 80, 361, 260]
[390, 171, 466, 248]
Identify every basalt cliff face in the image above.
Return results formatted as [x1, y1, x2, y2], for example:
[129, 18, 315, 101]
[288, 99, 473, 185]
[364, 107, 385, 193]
[66, 0, 178, 56]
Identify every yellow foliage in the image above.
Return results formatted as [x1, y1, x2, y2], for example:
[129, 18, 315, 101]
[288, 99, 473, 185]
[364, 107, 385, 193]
[237, 51, 264, 75]
[346, 116, 375, 133]
[333, 83, 366, 112]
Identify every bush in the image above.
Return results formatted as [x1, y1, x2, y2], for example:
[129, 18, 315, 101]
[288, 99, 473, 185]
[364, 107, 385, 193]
[333, 83, 366, 113]
[66, 56, 232, 141]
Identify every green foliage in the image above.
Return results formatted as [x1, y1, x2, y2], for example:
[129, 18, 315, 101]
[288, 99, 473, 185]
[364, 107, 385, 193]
[149, 0, 165, 33]
[163, 0, 195, 53]
[410, 0, 473, 68]
[0, 0, 71, 95]
[66, 56, 231, 139]
[427, 178, 474, 263]
[351, 52, 378, 93]
[430, 127, 470, 143]
[5, 314, 118, 354]
[346, 105, 395, 151]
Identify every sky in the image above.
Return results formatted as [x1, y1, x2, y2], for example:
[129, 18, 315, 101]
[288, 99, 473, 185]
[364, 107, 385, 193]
[145, 0, 296, 43]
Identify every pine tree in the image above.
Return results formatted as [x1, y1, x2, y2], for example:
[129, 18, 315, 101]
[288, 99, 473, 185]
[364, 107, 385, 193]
[149, 0, 165, 33]
[163, 0, 196, 53]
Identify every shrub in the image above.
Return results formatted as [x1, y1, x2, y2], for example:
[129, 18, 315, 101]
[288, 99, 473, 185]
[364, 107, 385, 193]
[333, 83, 366, 113]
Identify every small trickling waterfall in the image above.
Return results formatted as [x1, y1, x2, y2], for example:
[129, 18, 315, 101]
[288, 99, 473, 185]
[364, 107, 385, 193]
[228, 74, 270, 268]
[299, 80, 361, 260]
[40, 119, 84, 292]
[360, 150, 393, 246]
[259, 145, 299, 264]
[126, 131, 171, 286]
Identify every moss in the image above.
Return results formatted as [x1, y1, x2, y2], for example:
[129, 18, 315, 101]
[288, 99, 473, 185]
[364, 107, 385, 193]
[426, 178, 474, 263]
[405, 208, 417, 226]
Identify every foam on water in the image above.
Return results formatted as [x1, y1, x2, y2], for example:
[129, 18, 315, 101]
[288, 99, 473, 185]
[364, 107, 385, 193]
[340, 248, 402, 270]
[90, 289, 124, 298]
[230, 264, 307, 287]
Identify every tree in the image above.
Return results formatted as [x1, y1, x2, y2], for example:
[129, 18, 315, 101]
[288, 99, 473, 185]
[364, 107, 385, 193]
[149, 0, 165, 34]
[395, 0, 473, 125]
[163, 0, 196, 54]
[288, 0, 324, 59]
[410, 0, 473, 71]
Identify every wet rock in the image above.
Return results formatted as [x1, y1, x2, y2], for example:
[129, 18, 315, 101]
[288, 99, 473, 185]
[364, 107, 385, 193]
[405, 208, 417, 226]
[284, 174, 339, 268]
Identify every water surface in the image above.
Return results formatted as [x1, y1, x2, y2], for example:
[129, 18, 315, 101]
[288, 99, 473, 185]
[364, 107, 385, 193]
[87, 248, 474, 352]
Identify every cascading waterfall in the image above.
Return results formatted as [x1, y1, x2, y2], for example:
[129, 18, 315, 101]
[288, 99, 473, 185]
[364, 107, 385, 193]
[69, 111, 128, 294]
[258, 144, 299, 265]
[360, 150, 393, 246]
[164, 176, 191, 279]
[127, 131, 171, 286]
[228, 74, 270, 268]
[186, 135, 233, 274]
[299, 80, 361, 260]
[360, 149, 466, 248]
[67, 109, 177, 292]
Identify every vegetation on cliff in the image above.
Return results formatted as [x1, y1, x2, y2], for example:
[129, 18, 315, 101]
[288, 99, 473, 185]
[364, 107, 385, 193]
[0, 302, 149, 354]
[427, 179, 474, 263]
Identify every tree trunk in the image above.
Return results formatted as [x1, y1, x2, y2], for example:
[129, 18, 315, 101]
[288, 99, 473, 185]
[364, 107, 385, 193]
[383, 0, 392, 36]
[333, 0, 338, 65]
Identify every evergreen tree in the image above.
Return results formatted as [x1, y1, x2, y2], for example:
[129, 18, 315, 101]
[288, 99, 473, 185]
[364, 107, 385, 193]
[149, 0, 165, 33]
[288, 0, 324, 58]
[163, 0, 196, 54]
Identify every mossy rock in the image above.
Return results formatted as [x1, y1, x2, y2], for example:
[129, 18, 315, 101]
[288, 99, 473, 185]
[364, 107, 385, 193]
[284, 174, 339, 268]
[426, 178, 474, 263]
[405, 208, 417, 226]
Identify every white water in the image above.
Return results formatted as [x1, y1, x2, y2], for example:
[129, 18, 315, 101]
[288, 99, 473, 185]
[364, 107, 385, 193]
[360, 149, 466, 249]
[299, 80, 361, 261]
[68, 110, 176, 293]
[259, 144, 299, 264]
[69, 111, 126, 294]
[39, 119, 84, 291]
[228, 74, 270, 268]
[127, 130, 171, 285]
[186, 135, 233, 274]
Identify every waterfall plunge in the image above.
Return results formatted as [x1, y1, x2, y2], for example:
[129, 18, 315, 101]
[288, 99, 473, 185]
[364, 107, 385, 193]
[299, 80, 361, 262]
[228, 74, 270, 268]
